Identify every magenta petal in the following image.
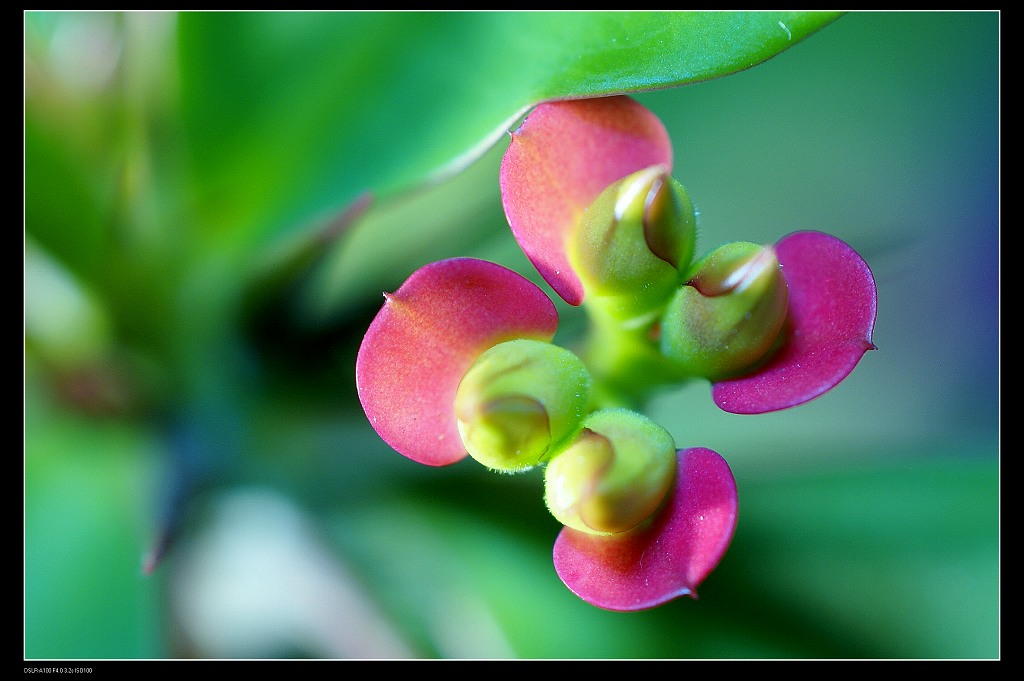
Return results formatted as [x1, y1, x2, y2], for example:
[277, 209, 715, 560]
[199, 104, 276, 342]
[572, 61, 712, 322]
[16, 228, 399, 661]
[712, 231, 878, 414]
[356, 258, 558, 466]
[552, 447, 738, 612]
[500, 96, 673, 305]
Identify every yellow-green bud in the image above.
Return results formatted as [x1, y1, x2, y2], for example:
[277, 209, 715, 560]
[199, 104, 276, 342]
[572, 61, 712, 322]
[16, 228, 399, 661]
[455, 339, 590, 473]
[568, 165, 696, 325]
[661, 242, 789, 381]
[544, 409, 676, 535]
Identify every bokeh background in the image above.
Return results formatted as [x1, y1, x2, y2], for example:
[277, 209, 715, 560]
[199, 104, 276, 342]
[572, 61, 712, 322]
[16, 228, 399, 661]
[25, 11, 999, 659]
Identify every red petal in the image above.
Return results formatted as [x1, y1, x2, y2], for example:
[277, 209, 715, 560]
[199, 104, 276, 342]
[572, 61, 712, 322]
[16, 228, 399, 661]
[500, 96, 673, 305]
[712, 231, 878, 414]
[356, 258, 558, 466]
[552, 447, 738, 612]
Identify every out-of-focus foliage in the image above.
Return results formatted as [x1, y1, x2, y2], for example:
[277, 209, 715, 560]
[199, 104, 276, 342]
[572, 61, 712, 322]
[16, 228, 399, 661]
[24, 11, 998, 660]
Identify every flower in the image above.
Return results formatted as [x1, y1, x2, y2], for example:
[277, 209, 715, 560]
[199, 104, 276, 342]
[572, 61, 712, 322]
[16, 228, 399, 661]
[553, 446, 737, 612]
[500, 95, 674, 307]
[355, 257, 558, 467]
[355, 94, 875, 612]
[709, 230, 878, 414]
[500, 96, 877, 414]
[356, 257, 738, 611]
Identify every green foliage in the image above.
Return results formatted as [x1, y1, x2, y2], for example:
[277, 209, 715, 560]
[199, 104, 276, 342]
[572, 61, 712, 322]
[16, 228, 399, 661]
[176, 12, 841, 247]
[24, 385, 163, 659]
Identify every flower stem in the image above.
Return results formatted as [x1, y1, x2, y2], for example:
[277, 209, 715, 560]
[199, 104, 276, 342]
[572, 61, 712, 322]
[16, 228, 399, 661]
[578, 302, 689, 411]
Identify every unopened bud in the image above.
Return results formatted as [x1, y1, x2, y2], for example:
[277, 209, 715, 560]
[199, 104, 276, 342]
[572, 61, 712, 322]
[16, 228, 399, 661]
[544, 409, 676, 535]
[568, 165, 696, 323]
[661, 242, 789, 380]
[455, 339, 590, 472]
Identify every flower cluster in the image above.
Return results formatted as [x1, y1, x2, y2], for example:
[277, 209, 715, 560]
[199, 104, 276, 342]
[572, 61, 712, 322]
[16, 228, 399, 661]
[356, 96, 877, 611]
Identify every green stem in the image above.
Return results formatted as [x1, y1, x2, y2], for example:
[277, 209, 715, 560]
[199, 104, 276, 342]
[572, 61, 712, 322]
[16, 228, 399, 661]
[577, 300, 690, 412]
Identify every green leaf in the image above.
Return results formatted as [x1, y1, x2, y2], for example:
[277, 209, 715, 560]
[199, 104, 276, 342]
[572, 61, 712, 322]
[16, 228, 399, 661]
[177, 11, 842, 247]
[25, 11, 843, 355]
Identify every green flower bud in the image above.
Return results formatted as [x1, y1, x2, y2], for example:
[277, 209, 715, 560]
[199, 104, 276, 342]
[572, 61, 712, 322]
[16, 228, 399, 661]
[455, 339, 590, 473]
[544, 409, 676, 535]
[660, 241, 789, 381]
[568, 165, 697, 325]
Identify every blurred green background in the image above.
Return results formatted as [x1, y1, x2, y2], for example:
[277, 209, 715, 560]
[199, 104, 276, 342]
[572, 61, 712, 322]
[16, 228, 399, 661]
[24, 11, 999, 659]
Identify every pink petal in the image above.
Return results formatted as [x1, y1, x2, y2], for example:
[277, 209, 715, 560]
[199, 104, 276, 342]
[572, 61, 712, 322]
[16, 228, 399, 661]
[712, 231, 878, 414]
[552, 447, 738, 612]
[500, 96, 673, 305]
[356, 258, 558, 466]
